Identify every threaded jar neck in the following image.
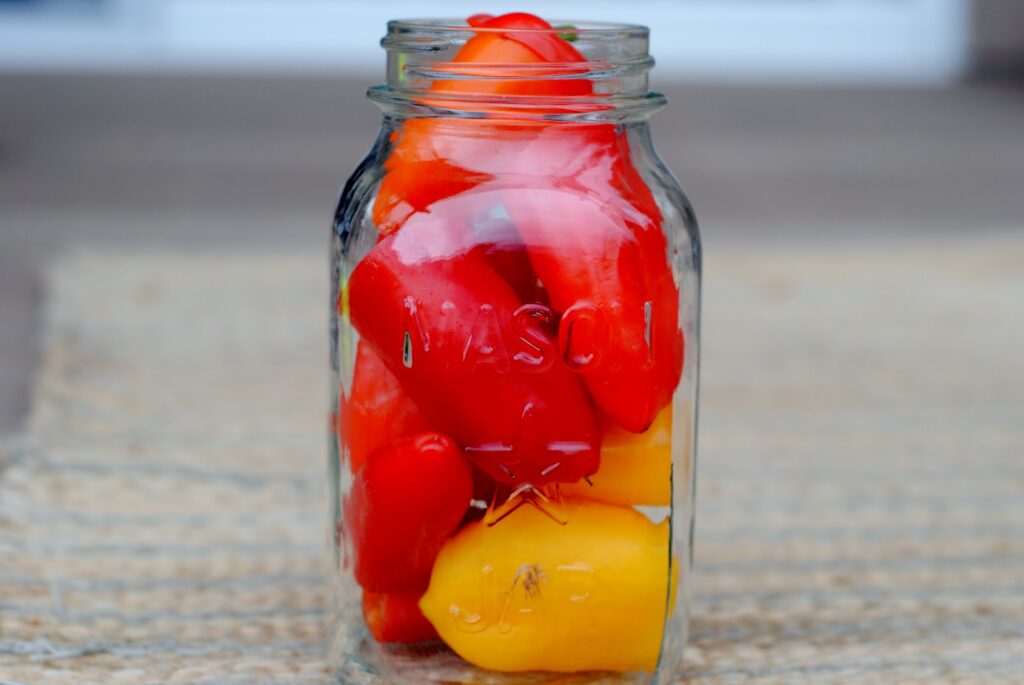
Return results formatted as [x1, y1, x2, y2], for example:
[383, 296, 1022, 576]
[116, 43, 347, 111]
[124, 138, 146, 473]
[368, 18, 666, 121]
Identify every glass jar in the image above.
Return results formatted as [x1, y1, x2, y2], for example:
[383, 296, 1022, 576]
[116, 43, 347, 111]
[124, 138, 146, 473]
[328, 13, 700, 685]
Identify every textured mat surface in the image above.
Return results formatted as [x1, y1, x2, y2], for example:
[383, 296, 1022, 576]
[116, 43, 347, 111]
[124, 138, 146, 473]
[1, 242, 1022, 684]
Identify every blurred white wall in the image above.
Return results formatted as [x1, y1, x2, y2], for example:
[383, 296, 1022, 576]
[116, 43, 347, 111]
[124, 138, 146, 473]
[0, 0, 970, 85]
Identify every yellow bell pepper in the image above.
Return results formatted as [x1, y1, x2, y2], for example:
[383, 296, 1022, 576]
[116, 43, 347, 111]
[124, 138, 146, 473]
[419, 496, 674, 673]
[562, 406, 672, 506]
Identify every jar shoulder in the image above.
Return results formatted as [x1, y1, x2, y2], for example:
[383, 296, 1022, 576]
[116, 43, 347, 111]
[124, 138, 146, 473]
[334, 120, 700, 268]
[630, 128, 701, 246]
[332, 129, 392, 243]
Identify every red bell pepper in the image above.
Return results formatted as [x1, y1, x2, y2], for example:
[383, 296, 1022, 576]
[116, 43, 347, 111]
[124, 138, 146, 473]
[371, 127, 488, 236]
[363, 590, 439, 644]
[345, 431, 473, 592]
[347, 206, 600, 486]
[508, 191, 682, 433]
[372, 12, 592, 233]
[496, 127, 683, 432]
[465, 12, 586, 65]
[436, 13, 591, 97]
[339, 341, 432, 473]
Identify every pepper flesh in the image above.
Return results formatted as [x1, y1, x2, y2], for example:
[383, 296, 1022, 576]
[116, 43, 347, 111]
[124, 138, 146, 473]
[344, 431, 473, 592]
[340, 342, 431, 473]
[503, 174, 683, 432]
[419, 496, 675, 673]
[363, 590, 439, 644]
[372, 11, 592, 234]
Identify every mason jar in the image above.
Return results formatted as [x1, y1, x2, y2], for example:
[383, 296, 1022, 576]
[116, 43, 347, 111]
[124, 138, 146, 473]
[328, 13, 700, 684]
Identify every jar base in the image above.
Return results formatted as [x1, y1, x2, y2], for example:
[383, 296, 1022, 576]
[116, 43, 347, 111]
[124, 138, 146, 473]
[333, 632, 657, 685]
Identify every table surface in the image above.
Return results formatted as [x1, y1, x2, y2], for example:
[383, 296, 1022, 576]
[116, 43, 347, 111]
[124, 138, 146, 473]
[1, 241, 1021, 684]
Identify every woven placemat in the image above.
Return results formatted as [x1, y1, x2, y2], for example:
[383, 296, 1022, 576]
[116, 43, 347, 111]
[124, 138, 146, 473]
[1, 240, 1022, 684]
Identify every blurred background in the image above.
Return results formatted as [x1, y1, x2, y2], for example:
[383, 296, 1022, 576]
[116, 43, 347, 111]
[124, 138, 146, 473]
[1, 0, 1022, 433]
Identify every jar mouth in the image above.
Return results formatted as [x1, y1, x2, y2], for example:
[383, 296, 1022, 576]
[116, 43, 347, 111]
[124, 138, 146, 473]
[387, 18, 650, 39]
[375, 16, 662, 120]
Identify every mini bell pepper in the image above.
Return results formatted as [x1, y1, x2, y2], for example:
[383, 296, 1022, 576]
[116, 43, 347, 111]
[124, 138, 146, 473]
[494, 123, 683, 432]
[347, 207, 600, 486]
[363, 590, 439, 644]
[371, 128, 489, 236]
[435, 13, 591, 98]
[339, 341, 432, 473]
[419, 496, 676, 673]
[372, 12, 592, 234]
[344, 431, 473, 592]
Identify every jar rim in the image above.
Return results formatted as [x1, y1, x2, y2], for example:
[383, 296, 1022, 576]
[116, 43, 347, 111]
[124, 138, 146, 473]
[387, 18, 650, 39]
[375, 16, 662, 121]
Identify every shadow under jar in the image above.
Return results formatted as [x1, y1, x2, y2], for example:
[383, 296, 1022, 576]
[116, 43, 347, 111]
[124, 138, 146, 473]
[328, 12, 700, 685]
